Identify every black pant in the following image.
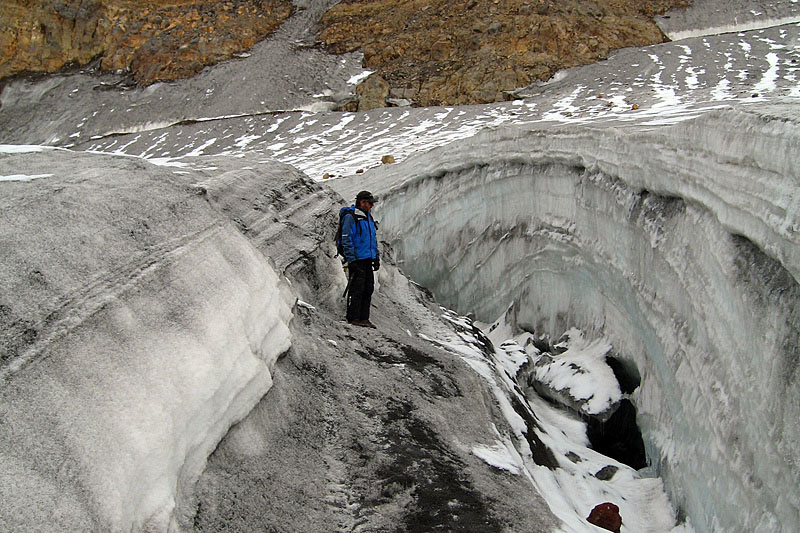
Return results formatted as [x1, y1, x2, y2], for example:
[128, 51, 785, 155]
[347, 259, 374, 322]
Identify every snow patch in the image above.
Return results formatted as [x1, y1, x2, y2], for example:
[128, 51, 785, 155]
[0, 173, 54, 182]
[472, 437, 523, 475]
[666, 17, 800, 41]
[0, 144, 54, 153]
[348, 71, 374, 85]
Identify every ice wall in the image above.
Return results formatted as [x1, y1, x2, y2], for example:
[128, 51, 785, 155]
[342, 104, 800, 532]
[0, 150, 294, 531]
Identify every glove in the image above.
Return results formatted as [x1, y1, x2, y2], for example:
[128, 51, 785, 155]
[372, 259, 380, 271]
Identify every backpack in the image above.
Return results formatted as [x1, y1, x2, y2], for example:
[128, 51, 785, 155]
[335, 206, 356, 258]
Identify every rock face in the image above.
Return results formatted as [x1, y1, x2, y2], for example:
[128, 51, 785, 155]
[1, 0, 688, 105]
[319, 0, 689, 105]
[0, 0, 292, 84]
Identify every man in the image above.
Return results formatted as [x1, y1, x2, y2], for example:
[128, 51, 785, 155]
[340, 190, 380, 328]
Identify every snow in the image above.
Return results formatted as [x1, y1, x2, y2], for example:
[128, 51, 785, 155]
[420, 309, 688, 532]
[347, 70, 374, 85]
[0, 173, 54, 182]
[752, 52, 781, 94]
[0, 144, 53, 153]
[665, 17, 800, 41]
[711, 78, 733, 100]
[529, 328, 622, 417]
[184, 137, 218, 157]
[471, 433, 523, 475]
[296, 299, 316, 310]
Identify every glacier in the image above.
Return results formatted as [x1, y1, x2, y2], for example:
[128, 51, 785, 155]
[331, 103, 800, 532]
[1, 0, 799, 531]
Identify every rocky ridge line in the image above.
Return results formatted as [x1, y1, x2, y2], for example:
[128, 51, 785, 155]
[0, 0, 293, 84]
[320, 0, 690, 107]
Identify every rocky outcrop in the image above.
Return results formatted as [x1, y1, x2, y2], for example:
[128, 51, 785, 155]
[0, 0, 292, 84]
[320, 0, 689, 106]
[1, 0, 689, 105]
[355, 72, 389, 111]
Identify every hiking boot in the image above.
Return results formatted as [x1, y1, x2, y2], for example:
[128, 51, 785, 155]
[348, 319, 376, 329]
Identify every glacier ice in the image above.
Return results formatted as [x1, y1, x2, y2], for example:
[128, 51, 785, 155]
[0, 5, 798, 531]
[0, 150, 294, 531]
[332, 103, 800, 532]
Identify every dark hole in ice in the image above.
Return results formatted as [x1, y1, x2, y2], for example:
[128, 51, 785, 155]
[605, 355, 641, 394]
[530, 335, 551, 354]
[586, 399, 647, 470]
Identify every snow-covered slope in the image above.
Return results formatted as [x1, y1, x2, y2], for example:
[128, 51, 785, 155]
[331, 103, 800, 532]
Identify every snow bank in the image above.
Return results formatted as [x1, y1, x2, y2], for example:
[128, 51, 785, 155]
[0, 150, 294, 531]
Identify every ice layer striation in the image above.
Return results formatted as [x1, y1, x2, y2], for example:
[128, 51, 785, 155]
[0, 151, 295, 531]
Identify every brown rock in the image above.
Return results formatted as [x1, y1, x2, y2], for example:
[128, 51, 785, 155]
[381, 155, 395, 164]
[587, 502, 622, 533]
[319, 0, 688, 107]
[356, 73, 390, 111]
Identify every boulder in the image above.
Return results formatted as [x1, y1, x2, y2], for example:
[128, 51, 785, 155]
[356, 73, 390, 111]
[594, 465, 619, 481]
[587, 502, 622, 533]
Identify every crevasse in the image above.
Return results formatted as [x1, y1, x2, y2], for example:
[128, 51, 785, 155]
[342, 104, 800, 533]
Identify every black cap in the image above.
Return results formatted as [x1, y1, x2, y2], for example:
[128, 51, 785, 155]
[356, 190, 377, 203]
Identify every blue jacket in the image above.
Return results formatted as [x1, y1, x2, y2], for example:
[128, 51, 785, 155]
[341, 206, 379, 263]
